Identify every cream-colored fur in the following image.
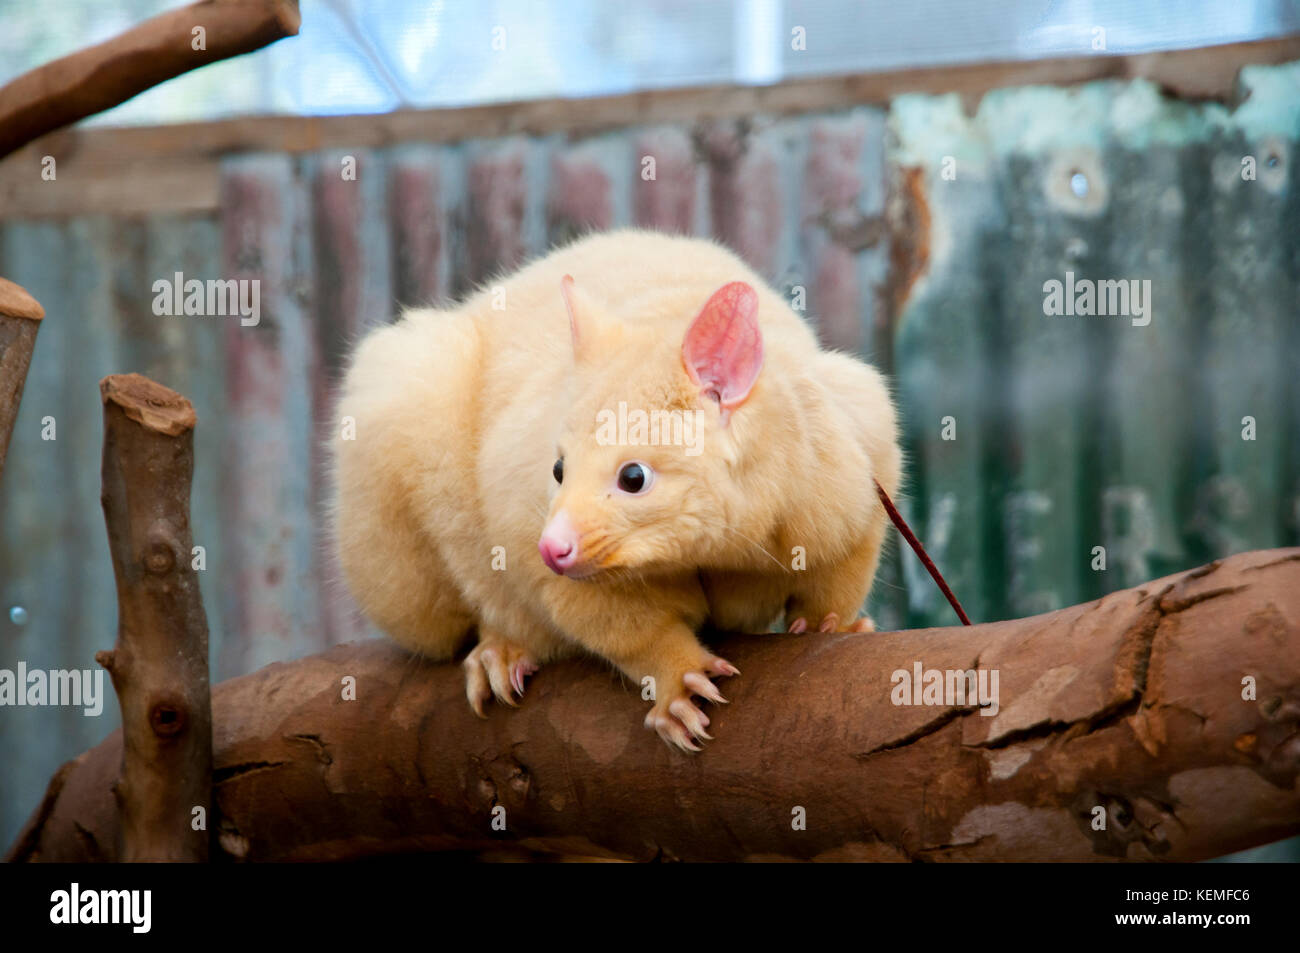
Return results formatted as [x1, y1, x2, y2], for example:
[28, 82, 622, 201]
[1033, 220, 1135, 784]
[331, 229, 901, 751]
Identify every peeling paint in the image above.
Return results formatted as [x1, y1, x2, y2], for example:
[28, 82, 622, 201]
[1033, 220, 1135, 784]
[891, 62, 1300, 166]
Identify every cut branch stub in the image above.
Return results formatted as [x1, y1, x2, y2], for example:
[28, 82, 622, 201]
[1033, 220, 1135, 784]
[0, 277, 44, 485]
[97, 373, 212, 862]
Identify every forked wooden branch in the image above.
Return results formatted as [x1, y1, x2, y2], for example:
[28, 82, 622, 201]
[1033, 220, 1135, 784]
[92, 374, 212, 862]
[8, 547, 1298, 862]
[0, 278, 44, 484]
[0, 0, 301, 160]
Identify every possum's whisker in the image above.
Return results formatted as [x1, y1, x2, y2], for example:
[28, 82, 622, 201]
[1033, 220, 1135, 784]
[715, 523, 786, 571]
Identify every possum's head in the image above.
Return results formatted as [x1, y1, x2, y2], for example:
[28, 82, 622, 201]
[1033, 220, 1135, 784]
[539, 276, 764, 579]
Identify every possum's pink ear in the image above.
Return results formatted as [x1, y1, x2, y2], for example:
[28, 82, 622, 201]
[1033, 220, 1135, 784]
[682, 281, 763, 419]
[560, 274, 602, 362]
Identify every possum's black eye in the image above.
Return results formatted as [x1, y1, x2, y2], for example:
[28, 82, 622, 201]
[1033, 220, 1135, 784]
[617, 462, 652, 494]
[553, 458, 563, 484]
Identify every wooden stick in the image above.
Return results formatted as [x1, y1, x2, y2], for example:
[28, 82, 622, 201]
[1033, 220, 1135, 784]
[0, 278, 44, 485]
[94, 374, 212, 862]
[10, 547, 1299, 862]
[0, 0, 301, 161]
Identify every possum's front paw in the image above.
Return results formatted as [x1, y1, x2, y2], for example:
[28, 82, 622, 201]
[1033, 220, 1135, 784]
[464, 637, 540, 716]
[644, 654, 740, 753]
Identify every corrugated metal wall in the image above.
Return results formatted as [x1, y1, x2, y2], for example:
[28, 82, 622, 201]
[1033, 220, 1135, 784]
[891, 65, 1300, 628]
[2, 63, 1297, 851]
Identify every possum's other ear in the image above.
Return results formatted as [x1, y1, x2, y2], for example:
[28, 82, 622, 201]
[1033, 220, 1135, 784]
[560, 274, 609, 363]
[682, 281, 763, 420]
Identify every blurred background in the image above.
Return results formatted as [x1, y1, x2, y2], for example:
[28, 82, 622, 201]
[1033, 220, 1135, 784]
[0, 0, 1297, 857]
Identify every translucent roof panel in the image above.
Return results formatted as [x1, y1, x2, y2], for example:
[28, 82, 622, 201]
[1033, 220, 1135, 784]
[0, 0, 1297, 127]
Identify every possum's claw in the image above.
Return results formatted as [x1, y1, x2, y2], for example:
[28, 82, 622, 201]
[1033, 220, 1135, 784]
[646, 706, 703, 752]
[510, 659, 538, 696]
[645, 698, 708, 751]
[683, 671, 728, 704]
[671, 699, 713, 741]
[464, 639, 538, 716]
[704, 655, 740, 677]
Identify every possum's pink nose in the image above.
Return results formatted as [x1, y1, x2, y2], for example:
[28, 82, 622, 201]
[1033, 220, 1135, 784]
[539, 511, 580, 575]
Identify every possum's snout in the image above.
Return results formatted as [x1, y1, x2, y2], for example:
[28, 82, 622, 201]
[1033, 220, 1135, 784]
[538, 510, 580, 575]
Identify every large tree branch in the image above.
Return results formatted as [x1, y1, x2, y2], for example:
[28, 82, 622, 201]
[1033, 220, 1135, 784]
[8, 548, 1299, 862]
[0, 0, 300, 161]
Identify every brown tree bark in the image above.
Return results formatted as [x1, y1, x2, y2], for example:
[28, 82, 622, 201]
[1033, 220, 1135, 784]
[7, 547, 1299, 863]
[91, 374, 212, 862]
[0, 0, 301, 160]
[0, 278, 43, 485]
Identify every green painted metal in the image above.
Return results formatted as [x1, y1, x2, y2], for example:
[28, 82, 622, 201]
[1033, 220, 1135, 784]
[889, 65, 1300, 629]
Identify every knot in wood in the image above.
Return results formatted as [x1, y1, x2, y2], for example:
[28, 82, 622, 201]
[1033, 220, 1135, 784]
[144, 538, 176, 574]
[149, 701, 186, 738]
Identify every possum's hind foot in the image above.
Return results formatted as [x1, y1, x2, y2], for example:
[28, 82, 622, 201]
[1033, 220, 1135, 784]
[464, 636, 540, 716]
[787, 612, 874, 633]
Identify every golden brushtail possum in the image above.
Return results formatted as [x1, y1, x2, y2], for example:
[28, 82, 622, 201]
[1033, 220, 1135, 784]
[332, 229, 901, 751]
